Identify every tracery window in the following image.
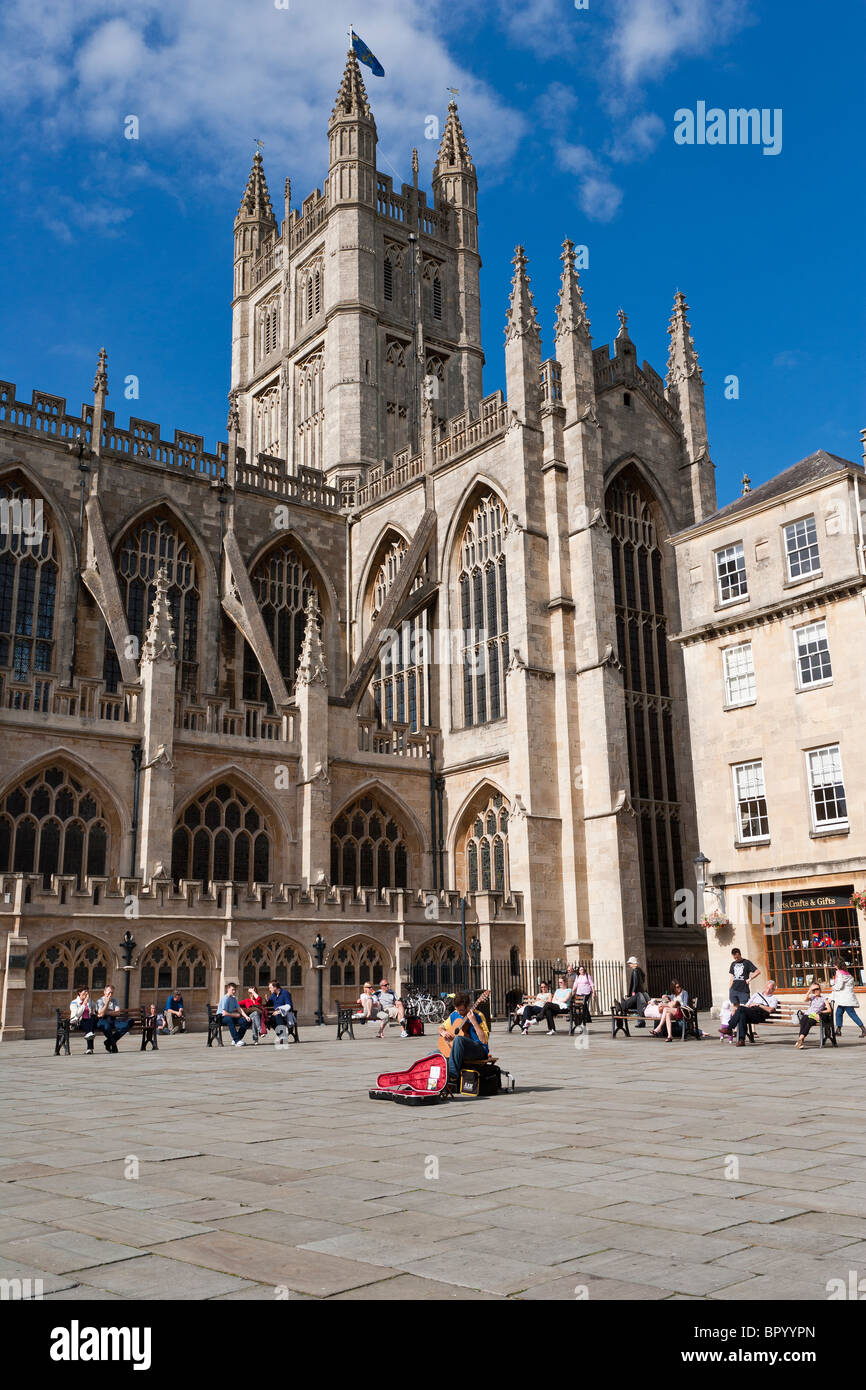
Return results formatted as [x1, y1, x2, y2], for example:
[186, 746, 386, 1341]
[33, 936, 109, 992]
[104, 515, 200, 698]
[328, 937, 386, 990]
[607, 470, 683, 935]
[241, 937, 304, 990]
[383, 244, 402, 306]
[0, 480, 58, 681]
[254, 385, 281, 457]
[412, 938, 462, 992]
[458, 494, 509, 726]
[383, 339, 409, 461]
[464, 792, 509, 893]
[243, 544, 319, 704]
[330, 795, 409, 891]
[139, 937, 208, 992]
[0, 765, 109, 887]
[170, 782, 272, 889]
[258, 294, 281, 358]
[369, 536, 430, 733]
[295, 349, 325, 471]
[299, 261, 323, 326]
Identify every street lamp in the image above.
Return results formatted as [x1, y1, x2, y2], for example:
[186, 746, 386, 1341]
[313, 934, 327, 1026]
[694, 853, 710, 892]
[120, 929, 137, 1012]
[468, 936, 481, 994]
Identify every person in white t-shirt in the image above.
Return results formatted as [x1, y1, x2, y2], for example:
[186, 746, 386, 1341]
[729, 982, 778, 1045]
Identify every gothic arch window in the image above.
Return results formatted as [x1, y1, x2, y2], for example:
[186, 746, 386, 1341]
[606, 469, 683, 935]
[295, 349, 325, 471]
[254, 385, 281, 457]
[32, 935, 109, 993]
[383, 339, 409, 461]
[139, 937, 208, 993]
[170, 782, 273, 889]
[299, 261, 323, 327]
[330, 794, 409, 892]
[0, 765, 110, 887]
[328, 936, 386, 991]
[241, 937, 304, 990]
[462, 791, 509, 894]
[368, 536, 430, 733]
[258, 293, 281, 359]
[383, 244, 403, 306]
[105, 514, 200, 698]
[458, 493, 509, 727]
[0, 479, 58, 682]
[243, 544, 320, 704]
[423, 260, 443, 322]
[413, 938, 461, 991]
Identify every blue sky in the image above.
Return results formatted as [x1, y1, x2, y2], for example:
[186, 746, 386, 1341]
[2, 0, 863, 506]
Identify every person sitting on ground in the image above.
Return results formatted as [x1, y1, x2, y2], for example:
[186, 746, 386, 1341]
[356, 982, 377, 1019]
[374, 978, 406, 1038]
[95, 985, 132, 1053]
[439, 991, 489, 1082]
[539, 976, 574, 1034]
[69, 988, 97, 1055]
[520, 982, 553, 1034]
[267, 981, 296, 1036]
[728, 981, 778, 1046]
[218, 982, 251, 1046]
[164, 991, 185, 1034]
[829, 958, 866, 1038]
[240, 985, 266, 1044]
[795, 984, 830, 1049]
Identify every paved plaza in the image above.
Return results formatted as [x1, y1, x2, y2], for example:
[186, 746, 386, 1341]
[1, 1023, 865, 1302]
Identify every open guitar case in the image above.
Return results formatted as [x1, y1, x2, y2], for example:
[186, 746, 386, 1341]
[369, 1052, 515, 1104]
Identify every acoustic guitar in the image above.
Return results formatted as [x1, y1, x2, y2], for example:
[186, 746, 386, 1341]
[438, 991, 491, 1059]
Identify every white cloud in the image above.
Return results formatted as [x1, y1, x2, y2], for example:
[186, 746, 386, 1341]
[0, 0, 526, 208]
[608, 111, 665, 161]
[555, 143, 624, 222]
[607, 0, 752, 87]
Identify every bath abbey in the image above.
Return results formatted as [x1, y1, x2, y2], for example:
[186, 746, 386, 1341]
[0, 50, 725, 1036]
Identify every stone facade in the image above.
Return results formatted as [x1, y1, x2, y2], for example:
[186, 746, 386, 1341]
[670, 449, 866, 1007]
[0, 53, 715, 1037]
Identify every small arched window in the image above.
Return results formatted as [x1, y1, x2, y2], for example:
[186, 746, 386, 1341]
[33, 936, 109, 992]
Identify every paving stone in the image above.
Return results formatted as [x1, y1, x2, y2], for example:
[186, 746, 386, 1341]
[73, 1254, 256, 1300]
[0, 1231, 146, 1274]
[149, 1232, 396, 1296]
[329, 1273, 504, 1300]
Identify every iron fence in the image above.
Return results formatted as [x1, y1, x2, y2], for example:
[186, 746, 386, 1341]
[646, 957, 712, 1010]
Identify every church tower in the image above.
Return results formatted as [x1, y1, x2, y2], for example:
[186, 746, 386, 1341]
[432, 101, 483, 411]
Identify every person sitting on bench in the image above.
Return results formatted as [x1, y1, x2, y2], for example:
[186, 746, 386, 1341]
[439, 992, 489, 1081]
[651, 982, 689, 1040]
[374, 979, 406, 1039]
[95, 985, 132, 1053]
[218, 983, 251, 1045]
[795, 985, 830, 1049]
[538, 976, 574, 1035]
[519, 982, 553, 1034]
[69, 988, 97, 1055]
[729, 981, 778, 1045]
[357, 982, 377, 1019]
[267, 981, 296, 1033]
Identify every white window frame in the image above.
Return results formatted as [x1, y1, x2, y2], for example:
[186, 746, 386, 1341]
[715, 541, 748, 605]
[723, 641, 756, 707]
[733, 760, 770, 843]
[794, 620, 832, 689]
[806, 744, 848, 832]
[784, 514, 821, 580]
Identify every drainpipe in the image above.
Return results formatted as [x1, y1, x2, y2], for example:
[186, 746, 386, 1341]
[436, 774, 446, 889]
[129, 744, 143, 877]
[428, 745, 438, 893]
[854, 473, 866, 578]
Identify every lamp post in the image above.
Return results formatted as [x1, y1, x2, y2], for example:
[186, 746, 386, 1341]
[120, 929, 136, 1012]
[468, 935, 481, 995]
[460, 895, 467, 991]
[313, 934, 326, 1026]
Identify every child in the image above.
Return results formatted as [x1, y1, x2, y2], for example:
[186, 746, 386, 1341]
[718, 998, 734, 1042]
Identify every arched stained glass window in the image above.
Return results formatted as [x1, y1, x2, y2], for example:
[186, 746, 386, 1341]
[32, 935, 108, 992]
[464, 792, 509, 894]
[243, 545, 320, 706]
[105, 514, 199, 697]
[171, 784, 273, 889]
[330, 795, 409, 892]
[0, 480, 58, 681]
[458, 495, 508, 727]
[0, 766, 109, 887]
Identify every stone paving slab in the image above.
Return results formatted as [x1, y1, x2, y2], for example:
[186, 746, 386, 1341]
[2, 1027, 866, 1301]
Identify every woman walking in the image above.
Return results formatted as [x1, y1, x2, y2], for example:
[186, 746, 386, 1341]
[829, 958, 866, 1037]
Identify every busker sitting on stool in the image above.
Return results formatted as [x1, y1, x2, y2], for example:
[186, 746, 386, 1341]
[439, 992, 489, 1081]
[728, 981, 778, 1045]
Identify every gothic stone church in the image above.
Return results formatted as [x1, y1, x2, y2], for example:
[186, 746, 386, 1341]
[0, 53, 713, 1036]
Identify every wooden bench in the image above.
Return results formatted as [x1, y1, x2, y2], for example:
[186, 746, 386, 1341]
[611, 999, 701, 1041]
[741, 1000, 836, 1047]
[336, 998, 412, 1040]
[506, 994, 591, 1036]
[206, 1002, 299, 1047]
[55, 1006, 157, 1055]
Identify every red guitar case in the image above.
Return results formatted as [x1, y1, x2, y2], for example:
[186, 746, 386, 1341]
[369, 1052, 449, 1105]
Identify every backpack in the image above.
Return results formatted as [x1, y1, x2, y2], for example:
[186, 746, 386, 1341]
[405, 1016, 424, 1037]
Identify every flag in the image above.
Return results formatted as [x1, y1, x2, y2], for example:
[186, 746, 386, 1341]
[351, 29, 385, 77]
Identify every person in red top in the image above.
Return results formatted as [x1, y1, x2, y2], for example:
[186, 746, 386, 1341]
[240, 986, 266, 1044]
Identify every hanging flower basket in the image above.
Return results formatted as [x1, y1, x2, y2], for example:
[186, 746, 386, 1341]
[700, 910, 732, 931]
[851, 891, 866, 914]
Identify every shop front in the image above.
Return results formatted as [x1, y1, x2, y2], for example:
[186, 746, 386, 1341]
[761, 888, 864, 991]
